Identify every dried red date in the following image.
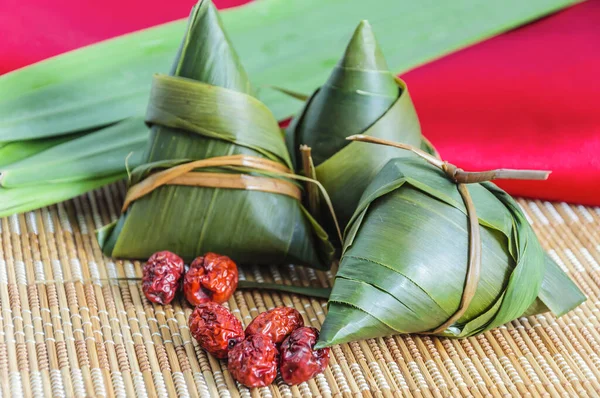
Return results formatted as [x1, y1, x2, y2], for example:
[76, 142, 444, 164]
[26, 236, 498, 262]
[183, 253, 238, 306]
[245, 307, 304, 345]
[280, 327, 330, 385]
[228, 334, 279, 388]
[142, 251, 184, 305]
[189, 302, 244, 358]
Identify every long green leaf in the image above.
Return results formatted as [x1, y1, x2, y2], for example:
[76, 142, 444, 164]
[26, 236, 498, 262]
[0, 174, 125, 218]
[0, 118, 148, 187]
[237, 280, 331, 299]
[0, 133, 81, 167]
[0, 0, 579, 140]
[0, 119, 148, 217]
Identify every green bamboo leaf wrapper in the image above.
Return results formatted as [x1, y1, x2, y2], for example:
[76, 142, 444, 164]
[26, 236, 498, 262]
[98, 0, 334, 269]
[286, 21, 434, 232]
[288, 20, 398, 166]
[317, 158, 585, 347]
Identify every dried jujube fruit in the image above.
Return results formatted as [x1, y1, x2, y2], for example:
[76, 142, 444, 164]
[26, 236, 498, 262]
[142, 251, 184, 305]
[245, 307, 304, 345]
[280, 327, 330, 385]
[183, 253, 239, 306]
[228, 334, 279, 388]
[189, 302, 244, 358]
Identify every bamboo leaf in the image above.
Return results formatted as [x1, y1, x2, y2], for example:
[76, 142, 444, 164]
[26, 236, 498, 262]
[145, 75, 291, 167]
[0, 117, 148, 187]
[0, 0, 579, 140]
[0, 174, 125, 218]
[0, 118, 148, 216]
[0, 133, 82, 167]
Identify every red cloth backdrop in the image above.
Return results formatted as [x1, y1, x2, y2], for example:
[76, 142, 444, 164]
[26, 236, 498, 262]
[1, 0, 599, 205]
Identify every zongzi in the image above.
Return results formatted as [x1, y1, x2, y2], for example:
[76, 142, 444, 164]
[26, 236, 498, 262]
[97, 0, 334, 269]
[286, 20, 435, 234]
[317, 139, 585, 347]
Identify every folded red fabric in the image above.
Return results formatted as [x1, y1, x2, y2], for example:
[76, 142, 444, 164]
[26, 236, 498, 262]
[1, 0, 598, 205]
[403, 1, 600, 206]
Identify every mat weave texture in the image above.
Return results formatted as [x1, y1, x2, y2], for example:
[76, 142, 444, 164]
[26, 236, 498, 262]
[1, 181, 600, 397]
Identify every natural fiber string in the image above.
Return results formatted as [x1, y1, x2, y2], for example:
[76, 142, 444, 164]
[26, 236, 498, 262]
[121, 154, 302, 212]
[122, 153, 344, 243]
[300, 145, 321, 219]
[430, 183, 482, 334]
[346, 134, 551, 335]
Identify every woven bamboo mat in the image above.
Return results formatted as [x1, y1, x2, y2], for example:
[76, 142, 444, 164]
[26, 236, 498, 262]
[1, 182, 600, 398]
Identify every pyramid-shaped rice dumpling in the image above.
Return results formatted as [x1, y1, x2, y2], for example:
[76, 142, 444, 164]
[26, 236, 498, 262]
[317, 156, 585, 347]
[286, 20, 435, 233]
[98, 0, 334, 269]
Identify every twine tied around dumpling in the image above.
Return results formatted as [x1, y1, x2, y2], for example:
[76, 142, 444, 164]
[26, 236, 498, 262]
[346, 134, 550, 334]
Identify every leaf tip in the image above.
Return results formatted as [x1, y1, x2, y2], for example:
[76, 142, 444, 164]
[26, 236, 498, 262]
[313, 341, 330, 350]
[340, 19, 389, 72]
[357, 19, 372, 29]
